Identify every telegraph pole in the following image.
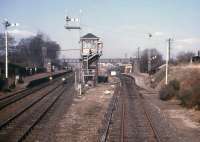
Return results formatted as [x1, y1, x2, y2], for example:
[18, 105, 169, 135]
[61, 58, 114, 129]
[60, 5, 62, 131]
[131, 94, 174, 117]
[167, 38, 173, 62]
[148, 49, 151, 73]
[137, 47, 140, 60]
[165, 38, 173, 85]
[148, 33, 152, 73]
[165, 43, 169, 85]
[137, 47, 140, 72]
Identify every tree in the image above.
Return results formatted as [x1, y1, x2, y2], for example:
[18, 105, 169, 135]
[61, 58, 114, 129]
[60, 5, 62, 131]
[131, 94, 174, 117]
[176, 51, 195, 63]
[29, 34, 44, 66]
[16, 38, 33, 65]
[0, 33, 16, 64]
[16, 33, 61, 67]
[140, 48, 163, 73]
[45, 41, 60, 61]
[0, 33, 15, 50]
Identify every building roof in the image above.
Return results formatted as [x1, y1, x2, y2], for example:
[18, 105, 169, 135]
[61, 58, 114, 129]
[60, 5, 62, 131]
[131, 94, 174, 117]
[81, 33, 99, 40]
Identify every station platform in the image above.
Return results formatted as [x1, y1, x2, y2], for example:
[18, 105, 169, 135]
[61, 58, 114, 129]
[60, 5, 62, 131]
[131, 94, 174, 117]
[0, 70, 67, 98]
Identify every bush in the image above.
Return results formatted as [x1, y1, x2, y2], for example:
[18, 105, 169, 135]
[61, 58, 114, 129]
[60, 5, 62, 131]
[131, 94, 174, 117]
[179, 83, 200, 110]
[168, 79, 180, 91]
[159, 79, 180, 101]
[160, 85, 175, 100]
[179, 89, 192, 107]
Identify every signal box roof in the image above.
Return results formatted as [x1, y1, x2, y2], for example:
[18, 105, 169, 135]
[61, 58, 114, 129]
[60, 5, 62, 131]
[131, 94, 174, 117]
[81, 33, 99, 40]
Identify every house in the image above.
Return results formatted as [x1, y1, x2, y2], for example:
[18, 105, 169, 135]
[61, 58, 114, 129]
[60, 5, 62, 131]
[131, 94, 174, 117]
[192, 51, 200, 63]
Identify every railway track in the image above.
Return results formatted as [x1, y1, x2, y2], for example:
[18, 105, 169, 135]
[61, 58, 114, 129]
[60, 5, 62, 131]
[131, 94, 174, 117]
[100, 75, 161, 142]
[0, 71, 72, 111]
[0, 74, 74, 142]
[0, 77, 62, 111]
[0, 82, 65, 142]
[0, 81, 62, 130]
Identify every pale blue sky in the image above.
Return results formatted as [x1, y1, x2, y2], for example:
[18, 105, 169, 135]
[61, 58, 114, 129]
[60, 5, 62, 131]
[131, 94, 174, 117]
[0, 0, 200, 58]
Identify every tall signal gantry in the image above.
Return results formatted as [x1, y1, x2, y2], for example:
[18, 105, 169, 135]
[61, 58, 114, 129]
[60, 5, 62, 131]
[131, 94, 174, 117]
[64, 12, 103, 87]
[65, 15, 81, 30]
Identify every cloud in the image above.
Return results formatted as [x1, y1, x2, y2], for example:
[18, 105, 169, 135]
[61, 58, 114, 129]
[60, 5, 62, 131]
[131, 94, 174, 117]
[154, 32, 164, 36]
[173, 37, 200, 55]
[176, 38, 200, 45]
[8, 29, 35, 37]
[119, 25, 137, 31]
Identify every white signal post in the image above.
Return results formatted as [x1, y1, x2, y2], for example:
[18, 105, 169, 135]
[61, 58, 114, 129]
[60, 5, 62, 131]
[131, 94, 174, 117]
[165, 41, 169, 85]
[5, 26, 8, 79]
[2, 19, 19, 80]
[165, 38, 173, 85]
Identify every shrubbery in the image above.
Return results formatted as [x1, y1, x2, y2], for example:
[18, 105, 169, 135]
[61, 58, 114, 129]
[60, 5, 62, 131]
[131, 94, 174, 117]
[159, 79, 180, 100]
[179, 82, 200, 110]
[159, 79, 200, 110]
[169, 79, 180, 90]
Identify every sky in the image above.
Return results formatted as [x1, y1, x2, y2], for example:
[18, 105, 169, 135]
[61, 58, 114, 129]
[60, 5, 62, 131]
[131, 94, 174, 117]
[0, 0, 200, 58]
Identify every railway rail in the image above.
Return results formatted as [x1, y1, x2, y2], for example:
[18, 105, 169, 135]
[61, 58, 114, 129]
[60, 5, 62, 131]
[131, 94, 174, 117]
[100, 75, 161, 142]
[0, 71, 72, 111]
[17, 85, 66, 142]
[0, 73, 73, 142]
[0, 81, 61, 130]
[0, 80, 57, 111]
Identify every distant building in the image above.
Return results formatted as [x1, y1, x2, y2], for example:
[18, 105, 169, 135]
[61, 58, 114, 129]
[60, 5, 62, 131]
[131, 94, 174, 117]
[119, 64, 133, 74]
[192, 51, 200, 63]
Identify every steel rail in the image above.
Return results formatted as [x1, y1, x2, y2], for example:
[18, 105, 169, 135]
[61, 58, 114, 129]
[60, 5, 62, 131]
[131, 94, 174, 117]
[100, 82, 120, 142]
[124, 74, 161, 142]
[0, 72, 71, 111]
[0, 80, 57, 111]
[120, 103, 125, 142]
[17, 86, 67, 142]
[0, 83, 62, 130]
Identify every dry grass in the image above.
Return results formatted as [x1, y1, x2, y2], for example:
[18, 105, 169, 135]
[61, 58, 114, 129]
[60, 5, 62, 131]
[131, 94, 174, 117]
[154, 64, 200, 109]
[153, 64, 200, 88]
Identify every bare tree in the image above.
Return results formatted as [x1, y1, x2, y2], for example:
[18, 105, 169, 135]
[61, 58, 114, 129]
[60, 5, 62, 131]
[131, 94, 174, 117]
[16, 33, 61, 67]
[44, 41, 60, 61]
[0, 33, 15, 50]
[140, 48, 163, 73]
[176, 51, 195, 63]
[16, 38, 32, 65]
